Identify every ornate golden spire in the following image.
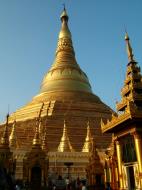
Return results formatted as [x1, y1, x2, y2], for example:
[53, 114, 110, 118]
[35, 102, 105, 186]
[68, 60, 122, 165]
[125, 32, 135, 62]
[9, 120, 17, 147]
[53, 7, 75, 66]
[82, 121, 92, 152]
[58, 120, 74, 152]
[39, 8, 92, 95]
[0, 114, 9, 147]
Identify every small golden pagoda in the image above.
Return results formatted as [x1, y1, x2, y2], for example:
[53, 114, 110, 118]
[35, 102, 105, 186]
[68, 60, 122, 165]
[57, 120, 74, 152]
[0, 8, 112, 183]
[101, 33, 142, 190]
[82, 121, 92, 152]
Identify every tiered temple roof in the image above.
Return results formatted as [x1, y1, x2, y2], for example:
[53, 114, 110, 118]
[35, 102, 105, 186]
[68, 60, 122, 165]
[101, 33, 142, 133]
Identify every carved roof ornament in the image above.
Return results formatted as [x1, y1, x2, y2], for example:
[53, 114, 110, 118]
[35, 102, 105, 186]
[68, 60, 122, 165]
[82, 121, 92, 152]
[57, 120, 74, 152]
[9, 120, 17, 148]
[0, 114, 9, 147]
[125, 32, 135, 62]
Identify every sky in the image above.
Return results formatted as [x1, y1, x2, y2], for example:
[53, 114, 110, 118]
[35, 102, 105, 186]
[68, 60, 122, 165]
[0, 0, 142, 121]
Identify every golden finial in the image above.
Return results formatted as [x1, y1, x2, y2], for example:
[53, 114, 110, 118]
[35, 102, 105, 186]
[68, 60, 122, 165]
[0, 114, 9, 146]
[82, 121, 92, 152]
[57, 120, 74, 152]
[9, 120, 17, 147]
[125, 32, 135, 62]
[60, 4, 68, 22]
[59, 6, 71, 39]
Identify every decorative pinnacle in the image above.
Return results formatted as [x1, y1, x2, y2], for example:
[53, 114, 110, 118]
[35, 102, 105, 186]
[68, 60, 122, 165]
[125, 32, 135, 62]
[82, 121, 92, 152]
[57, 119, 74, 152]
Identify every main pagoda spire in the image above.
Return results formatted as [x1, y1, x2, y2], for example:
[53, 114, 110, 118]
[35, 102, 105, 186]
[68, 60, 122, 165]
[39, 7, 93, 95]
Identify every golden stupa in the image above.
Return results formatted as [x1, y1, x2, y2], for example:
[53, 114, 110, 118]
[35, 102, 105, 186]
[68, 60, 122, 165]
[0, 8, 112, 181]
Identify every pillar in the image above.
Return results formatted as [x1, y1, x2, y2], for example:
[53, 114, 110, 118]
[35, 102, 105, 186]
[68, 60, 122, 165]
[134, 132, 142, 188]
[116, 140, 123, 189]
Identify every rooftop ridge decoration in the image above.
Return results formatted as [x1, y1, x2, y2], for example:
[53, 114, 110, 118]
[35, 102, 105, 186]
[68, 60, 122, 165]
[101, 33, 142, 133]
[57, 120, 74, 152]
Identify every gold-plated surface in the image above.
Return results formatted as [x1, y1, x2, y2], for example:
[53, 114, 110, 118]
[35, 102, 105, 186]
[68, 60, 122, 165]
[1, 8, 112, 155]
[57, 120, 74, 152]
[40, 8, 92, 95]
[0, 8, 113, 181]
[82, 121, 92, 152]
[8, 8, 108, 123]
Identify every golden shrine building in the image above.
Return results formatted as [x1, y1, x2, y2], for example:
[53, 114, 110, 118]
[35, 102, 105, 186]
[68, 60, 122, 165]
[0, 8, 142, 190]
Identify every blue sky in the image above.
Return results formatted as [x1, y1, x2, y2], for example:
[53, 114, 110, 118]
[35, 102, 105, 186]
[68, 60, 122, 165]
[0, 0, 142, 121]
